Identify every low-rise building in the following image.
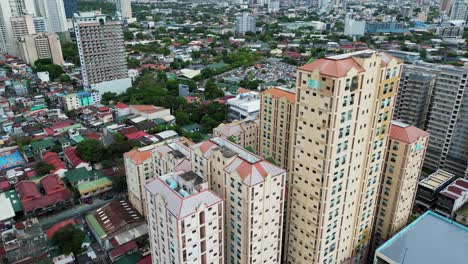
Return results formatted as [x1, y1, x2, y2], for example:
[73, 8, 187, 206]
[16, 174, 72, 216]
[434, 178, 468, 218]
[374, 211, 468, 264]
[415, 170, 457, 212]
[1, 218, 48, 263]
[226, 91, 260, 121]
[63, 147, 92, 170]
[85, 200, 148, 251]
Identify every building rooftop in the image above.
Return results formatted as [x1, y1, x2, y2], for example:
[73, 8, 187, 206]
[145, 171, 222, 218]
[390, 121, 430, 144]
[260, 87, 296, 104]
[376, 211, 468, 264]
[440, 178, 468, 200]
[419, 169, 456, 191]
[86, 200, 144, 239]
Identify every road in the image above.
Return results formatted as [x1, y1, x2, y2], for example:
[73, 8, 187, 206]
[38, 197, 116, 229]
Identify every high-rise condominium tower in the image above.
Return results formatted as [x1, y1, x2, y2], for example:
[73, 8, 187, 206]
[259, 87, 296, 170]
[191, 137, 286, 264]
[0, 0, 27, 55]
[73, 11, 131, 94]
[17, 32, 64, 65]
[145, 171, 224, 264]
[284, 50, 402, 264]
[371, 121, 429, 252]
[394, 62, 468, 178]
[235, 13, 256, 35]
[35, 0, 68, 32]
[450, 0, 468, 21]
[116, 0, 132, 20]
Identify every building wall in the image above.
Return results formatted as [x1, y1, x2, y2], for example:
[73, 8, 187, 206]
[259, 89, 295, 170]
[125, 151, 154, 216]
[74, 12, 130, 93]
[212, 119, 260, 153]
[371, 128, 429, 253]
[146, 189, 224, 264]
[285, 51, 402, 264]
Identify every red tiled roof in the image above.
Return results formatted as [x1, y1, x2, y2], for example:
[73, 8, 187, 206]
[83, 132, 100, 140]
[46, 219, 77, 239]
[64, 147, 86, 168]
[0, 180, 10, 190]
[109, 240, 138, 259]
[136, 255, 151, 264]
[389, 123, 430, 144]
[98, 106, 110, 112]
[125, 131, 147, 140]
[261, 87, 295, 104]
[43, 152, 67, 173]
[16, 175, 72, 213]
[120, 126, 139, 136]
[298, 57, 365, 77]
[115, 103, 128, 109]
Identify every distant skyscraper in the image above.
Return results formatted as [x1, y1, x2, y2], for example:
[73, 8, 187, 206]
[284, 50, 403, 264]
[17, 32, 64, 65]
[32, 16, 47, 32]
[10, 15, 35, 39]
[394, 62, 468, 178]
[395, 65, 436, 128]
[73, 11, 131, 94]
[235, 13, 256, 35]
[371, 121, 429, 252]
[450, 0, 468, 21]
[116, 0, 132, 20]
[63, 0, 78, 19]
[0, 0, 27, 55]
[35, 0, 68, 32]
[441, 0, 453, 13]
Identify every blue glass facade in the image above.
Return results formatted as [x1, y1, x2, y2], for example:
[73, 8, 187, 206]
[63, 0, 78, 19]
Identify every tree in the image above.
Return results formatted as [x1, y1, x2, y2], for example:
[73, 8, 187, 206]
[175, 111, 191, 125]
[51, 144, 62, 154]
[76, 139, 104, 163]
[35, 161, 54, 176]
[34, 59, 64, 80]
[112, 175, 127, 192]
[123, 31, 134, 41]
[204, 79, 224, 99]
[101, 92, 118, 105]
[52, 224, 85, 254]
[127, 58, 140, 68]
[114, 132, 125, 143]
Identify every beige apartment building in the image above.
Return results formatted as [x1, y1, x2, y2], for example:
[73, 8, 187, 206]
[10, 15, 35, 39]
[191, 137, 286, 264]
[17, 33, 64, 65]
[259, 87, 295, 170]
[285, 50, 403, 264]
[371, 121, 429, 252]
[212, 118, 260, 153]
[145, 171, 224, 264]
[125, 138, 192, 216]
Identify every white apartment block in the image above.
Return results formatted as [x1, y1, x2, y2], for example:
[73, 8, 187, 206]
[191, 137, 286, 264]
[73, 11, 131, 94]
[145, 171, 224, 264]
[10, 15, 35, 39]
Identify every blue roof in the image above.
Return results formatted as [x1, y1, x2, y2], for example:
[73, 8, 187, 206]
[376, 211, 468, 264]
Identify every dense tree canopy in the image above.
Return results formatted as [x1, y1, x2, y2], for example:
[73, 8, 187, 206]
[76, 139, 105, 163]
[52, 224, 86, 255]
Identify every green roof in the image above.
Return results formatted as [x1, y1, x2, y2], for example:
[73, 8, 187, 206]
[456, 202, 468, 217]
[31, 139, 55, 151]
[113, 252, 142, 264]
[55, 124, 82, 134]
[72, 135, 85, 143]
[1, 190, 22, 212]
[181, 123, 201, 132]
[77, 177, 112, 194]
[83, 235, 92, 244]
[85, 214, 106, 238]
[207, 62, 229, 70]
[58, 137, 73, 145]
[64, 168, 93, 185]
